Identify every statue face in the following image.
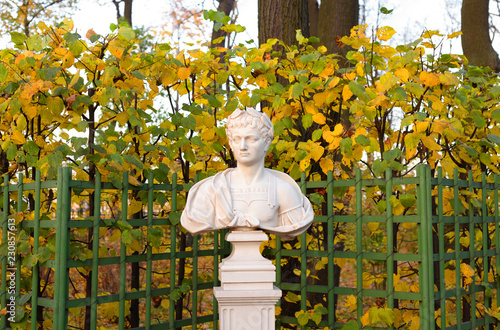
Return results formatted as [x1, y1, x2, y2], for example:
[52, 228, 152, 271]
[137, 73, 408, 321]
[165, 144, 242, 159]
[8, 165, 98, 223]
[229, 126, 268, 166]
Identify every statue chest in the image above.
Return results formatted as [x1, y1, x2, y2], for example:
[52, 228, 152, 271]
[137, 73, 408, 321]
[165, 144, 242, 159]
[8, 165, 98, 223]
[231, 187, 279, 227]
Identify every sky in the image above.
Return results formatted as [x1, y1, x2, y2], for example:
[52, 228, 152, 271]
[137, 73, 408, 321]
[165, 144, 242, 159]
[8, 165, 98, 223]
[70, 0, 464, 54]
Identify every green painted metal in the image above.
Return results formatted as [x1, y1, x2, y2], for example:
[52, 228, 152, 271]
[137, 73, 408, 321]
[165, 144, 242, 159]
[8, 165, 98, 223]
[1, 165, 500, 329]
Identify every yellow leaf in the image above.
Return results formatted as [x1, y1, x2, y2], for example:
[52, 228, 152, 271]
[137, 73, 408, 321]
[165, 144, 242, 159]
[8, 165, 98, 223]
[69, 70, 80, 89]
[128, 175, 142, 187]
[342, 84, 353, 101]
[377, 45, 396, 58]
[368, 222, 379, 232]
[116, 111, 129, 126]
[332, 123, 344, 136]
[128, 199, 143, 215]
[24, 105, 37, 120]
[319, 158, 333, 174]
[447, 31, 462, 39]
[377, 26, 396, 41]
[313, 92, 327, 106]
[343, 72, 356, 81]
[346, 295, 357, 312]
[421, 136, 441, 151]
[161, 298, 170, 310]
[415, 121, 429, 133]
[299, 158, 310, 171]
[439, 71, 460, 86]
[178, 67, 191, 80]
[313, 112, 326, 124]
[395, 68, 410, 82]
[360, 311, 370, 327]
[108, 39, 125, 58]
[327, 76, 340, 88]
[305, 102, 318, 114]
[11, 130, 26, 145]
[420, 71, 440, 87]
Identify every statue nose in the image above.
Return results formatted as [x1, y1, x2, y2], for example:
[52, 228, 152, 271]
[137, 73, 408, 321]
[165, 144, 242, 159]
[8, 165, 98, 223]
[240, 139, 248, 150]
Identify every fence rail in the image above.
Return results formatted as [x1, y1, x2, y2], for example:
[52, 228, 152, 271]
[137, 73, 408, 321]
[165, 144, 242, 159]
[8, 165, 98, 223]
[0, 165, 499, 329]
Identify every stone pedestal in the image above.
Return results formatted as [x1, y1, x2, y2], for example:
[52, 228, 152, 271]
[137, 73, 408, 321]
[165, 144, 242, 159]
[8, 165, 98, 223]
[214, 230, 281, 330]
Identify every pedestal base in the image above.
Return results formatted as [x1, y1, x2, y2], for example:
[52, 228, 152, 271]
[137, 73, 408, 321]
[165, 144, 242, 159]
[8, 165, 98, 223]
[214, 287, 281, 330]
[214, 230, 282, 330]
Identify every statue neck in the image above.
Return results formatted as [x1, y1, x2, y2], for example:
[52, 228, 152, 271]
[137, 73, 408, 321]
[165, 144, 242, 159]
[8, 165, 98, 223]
[233, 163, 267, 186]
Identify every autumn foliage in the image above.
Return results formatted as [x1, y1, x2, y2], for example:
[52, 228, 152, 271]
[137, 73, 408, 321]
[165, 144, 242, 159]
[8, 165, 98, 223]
[1, 11, 500, 329]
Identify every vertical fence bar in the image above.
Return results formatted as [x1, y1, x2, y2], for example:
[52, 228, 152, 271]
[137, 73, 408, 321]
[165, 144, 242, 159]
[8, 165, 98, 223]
[417, 165, 430, 329]
[213, 228, 219, 329]
[437, 168, 446, 329]
[299, 172, 307, 329]
[495, 174, 500, 327]
[385, 168, 394, 315]
[169, 173, 177, 328]
[1, 174, 9, 329]
[453, 168, 462, 330]
[145, 172, 154, 330]
[425, 165, 435, 326]
[118, 171, 129, 330]
[481, 172, 491, 327]
[31, 170, 41, 330]
[326, 170, 335, 327]
[90, 172, 101, 330]
[275, 234, 282, 329]
[468, 170, 476, 328]
[15, 173, 23, 310]
[354, 168, 363, 325]
[192, 235, 199, 327]
[54, 167, 71, 329]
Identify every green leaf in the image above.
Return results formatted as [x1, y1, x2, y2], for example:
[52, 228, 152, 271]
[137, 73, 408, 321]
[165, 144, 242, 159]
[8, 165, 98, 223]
[312, 129, 323, 141]
[297, 312, 309, 326]
[291, 82, 305, 98]
[23, 141, 40, 155]
[342, 320, 360, 330]
[487, 134, 500, 145]
[118, 26, 135, 41]
[492, 109, 500, 122]
[169, 211, 181, 225]
[348, 82, 367, 101]
[378, 308, 395, 326]
[301, 114, 313, 129]
[355, 134, 370, 146]
[123, 154, 144, 169]
[400, 193, 416, 208]
[339, 137, 353, 154]
[390, 86, 407, 101]
[10, 32, 26, 45]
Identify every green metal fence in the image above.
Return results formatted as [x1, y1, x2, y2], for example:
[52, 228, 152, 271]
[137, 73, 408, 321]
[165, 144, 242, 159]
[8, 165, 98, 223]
[0, 165, 499, 329]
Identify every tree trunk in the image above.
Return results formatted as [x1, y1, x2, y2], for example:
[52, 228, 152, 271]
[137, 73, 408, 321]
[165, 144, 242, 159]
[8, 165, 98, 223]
[211, 0, 235, 48]
[124, 0, 133, 27]
[308, 0, 319, 37]
[258, 0, 310, 46]
[317, 0, 359, 58]
[461, 0, 500, 71]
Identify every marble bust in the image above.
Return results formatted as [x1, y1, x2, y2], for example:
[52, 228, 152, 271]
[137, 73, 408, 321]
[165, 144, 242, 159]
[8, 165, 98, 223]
[180, 108, 313, 240]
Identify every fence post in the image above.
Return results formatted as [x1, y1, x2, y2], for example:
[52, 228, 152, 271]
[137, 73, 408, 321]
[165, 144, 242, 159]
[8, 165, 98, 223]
[417, 165, 434, 329]
[54, 167, 71, 329]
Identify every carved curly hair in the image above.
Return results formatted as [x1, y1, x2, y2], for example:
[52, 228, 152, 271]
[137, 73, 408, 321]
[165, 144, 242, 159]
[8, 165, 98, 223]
[226, 108, 274, 149]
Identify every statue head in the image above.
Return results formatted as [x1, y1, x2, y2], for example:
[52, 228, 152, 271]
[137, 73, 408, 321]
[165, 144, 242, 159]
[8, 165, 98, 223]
[226, 108, 274, 152]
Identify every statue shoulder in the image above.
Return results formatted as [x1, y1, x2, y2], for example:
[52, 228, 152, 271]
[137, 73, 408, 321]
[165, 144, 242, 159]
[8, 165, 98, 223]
[266, 169, 303, 207]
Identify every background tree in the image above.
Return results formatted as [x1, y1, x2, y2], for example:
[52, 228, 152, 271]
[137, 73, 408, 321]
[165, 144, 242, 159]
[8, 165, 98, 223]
[112, 0, 133, 26]
[0, 0, 78, 36]
[461, 0, 500, 71]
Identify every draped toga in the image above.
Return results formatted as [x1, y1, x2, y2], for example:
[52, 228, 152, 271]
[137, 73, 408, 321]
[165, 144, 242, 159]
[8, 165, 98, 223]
[180, 168, 314, 240]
